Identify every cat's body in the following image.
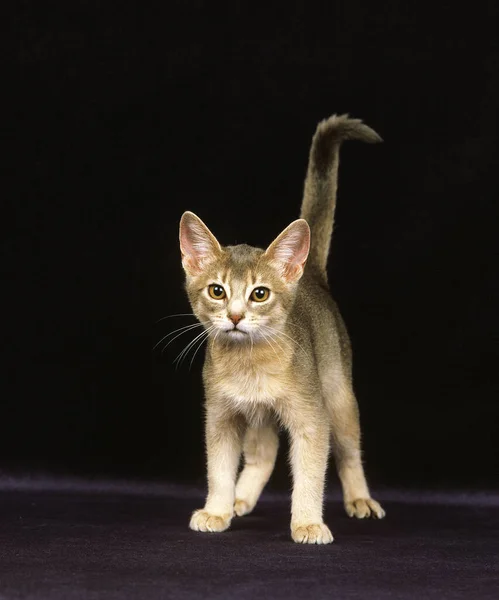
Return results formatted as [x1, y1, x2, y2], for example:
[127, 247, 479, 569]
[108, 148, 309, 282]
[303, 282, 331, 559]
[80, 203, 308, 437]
[179, 115, 385, 544]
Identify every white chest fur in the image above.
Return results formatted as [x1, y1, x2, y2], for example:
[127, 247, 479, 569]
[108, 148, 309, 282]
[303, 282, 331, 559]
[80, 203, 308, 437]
[209, 351, 290, 410]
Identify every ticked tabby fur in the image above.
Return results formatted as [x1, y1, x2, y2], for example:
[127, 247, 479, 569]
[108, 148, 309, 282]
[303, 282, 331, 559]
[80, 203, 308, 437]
[179, 114, 385, 544]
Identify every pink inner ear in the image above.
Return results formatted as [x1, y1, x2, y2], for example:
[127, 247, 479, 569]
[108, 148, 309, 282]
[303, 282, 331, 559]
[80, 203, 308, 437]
[179, 212, 221, 274]
[266, 220, 310, 282]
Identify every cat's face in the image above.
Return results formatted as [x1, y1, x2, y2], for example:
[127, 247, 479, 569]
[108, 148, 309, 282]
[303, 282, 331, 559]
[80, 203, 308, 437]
[179, 212, 310, 343]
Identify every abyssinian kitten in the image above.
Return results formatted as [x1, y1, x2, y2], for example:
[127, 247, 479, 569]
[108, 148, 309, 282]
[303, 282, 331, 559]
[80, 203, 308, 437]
[178, 114, 385, 544]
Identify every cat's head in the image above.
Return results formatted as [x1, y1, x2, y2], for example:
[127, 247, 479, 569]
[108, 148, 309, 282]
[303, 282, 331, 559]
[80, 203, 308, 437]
[179, 211, 310, 343]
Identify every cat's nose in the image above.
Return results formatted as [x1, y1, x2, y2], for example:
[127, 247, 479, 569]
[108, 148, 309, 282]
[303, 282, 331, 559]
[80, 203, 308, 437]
[229, 313, 244, 326]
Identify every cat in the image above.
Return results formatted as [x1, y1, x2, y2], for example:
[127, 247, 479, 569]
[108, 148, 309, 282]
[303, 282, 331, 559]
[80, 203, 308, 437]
[178, 114, 385, 544]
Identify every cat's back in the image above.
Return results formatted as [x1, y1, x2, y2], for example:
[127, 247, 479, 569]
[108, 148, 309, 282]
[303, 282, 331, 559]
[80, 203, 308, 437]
[290, 269, 352, 372]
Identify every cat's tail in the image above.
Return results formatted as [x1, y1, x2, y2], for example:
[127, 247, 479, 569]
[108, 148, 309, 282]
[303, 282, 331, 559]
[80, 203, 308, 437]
[300, 114, 382, 279]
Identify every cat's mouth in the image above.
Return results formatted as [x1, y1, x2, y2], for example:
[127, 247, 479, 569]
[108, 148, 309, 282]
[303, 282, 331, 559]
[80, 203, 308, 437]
[226, 327, 247, 337]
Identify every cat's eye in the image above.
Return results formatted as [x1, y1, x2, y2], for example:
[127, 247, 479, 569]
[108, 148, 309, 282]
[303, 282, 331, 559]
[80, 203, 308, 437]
[250, 287, 270, 302]
[208, 284, 226, 300]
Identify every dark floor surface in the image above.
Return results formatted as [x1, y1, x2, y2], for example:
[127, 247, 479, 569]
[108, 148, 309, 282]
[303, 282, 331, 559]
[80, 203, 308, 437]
[0, 477, 497, 599]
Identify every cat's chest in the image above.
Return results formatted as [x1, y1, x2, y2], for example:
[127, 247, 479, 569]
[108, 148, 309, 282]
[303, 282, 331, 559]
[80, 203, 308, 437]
[211, 358, 289, 407]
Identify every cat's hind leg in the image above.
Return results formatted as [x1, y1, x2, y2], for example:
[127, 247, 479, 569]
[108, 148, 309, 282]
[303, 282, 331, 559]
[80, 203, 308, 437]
[234, 423, 279, 516]
[324, 377, 385, 519]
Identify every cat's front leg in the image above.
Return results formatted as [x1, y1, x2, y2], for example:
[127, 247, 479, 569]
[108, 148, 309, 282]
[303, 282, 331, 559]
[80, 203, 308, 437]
[287, 415, 333, 544]
[189, 405, 243, 533]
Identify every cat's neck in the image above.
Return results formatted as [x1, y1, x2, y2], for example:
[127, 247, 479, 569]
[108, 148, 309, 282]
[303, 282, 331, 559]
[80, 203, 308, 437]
[208, 334, 293, 369]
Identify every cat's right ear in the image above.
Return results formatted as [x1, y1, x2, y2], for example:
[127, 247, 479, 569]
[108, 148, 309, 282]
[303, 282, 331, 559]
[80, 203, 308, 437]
[179, 212, 222, 276]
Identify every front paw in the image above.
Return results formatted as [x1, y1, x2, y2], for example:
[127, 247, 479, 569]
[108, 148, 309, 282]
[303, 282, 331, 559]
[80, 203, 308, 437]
[345, 498, 386, 519]
[291, 522, 334, 544]
[189, 509, 232, 533]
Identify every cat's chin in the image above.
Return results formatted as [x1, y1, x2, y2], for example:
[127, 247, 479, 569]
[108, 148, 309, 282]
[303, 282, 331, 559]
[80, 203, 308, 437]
[226, 329, 248, 339]
[220, 329, 250, 343]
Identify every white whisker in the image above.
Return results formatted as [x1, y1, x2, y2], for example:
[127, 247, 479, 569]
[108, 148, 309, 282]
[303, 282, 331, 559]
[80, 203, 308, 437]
[211, 328, 222, 349]
[155, 313, 197, 323]
[261, 328, 287, 355]
[153, 322, 204, 352]
[260, 330, 282, 365]
[263, 325, 308, 357]
[174, 326, 215, 369]
[189, 327, 215, 370]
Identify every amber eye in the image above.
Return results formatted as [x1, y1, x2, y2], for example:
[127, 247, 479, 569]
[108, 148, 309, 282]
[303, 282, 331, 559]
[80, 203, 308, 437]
[250, 287, 270, 302]
[208, 284, 226, 300]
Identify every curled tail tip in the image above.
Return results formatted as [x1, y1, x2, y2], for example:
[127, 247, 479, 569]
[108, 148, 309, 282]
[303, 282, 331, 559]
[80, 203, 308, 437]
[314, 113, 383, 145]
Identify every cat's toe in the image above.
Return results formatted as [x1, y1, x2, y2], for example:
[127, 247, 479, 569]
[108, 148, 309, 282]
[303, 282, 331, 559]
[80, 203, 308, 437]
[345, 498, 386, 519]
[291, 523, 334, 544]
[234, 499, 252, 517]
[189, 509, 232, 532]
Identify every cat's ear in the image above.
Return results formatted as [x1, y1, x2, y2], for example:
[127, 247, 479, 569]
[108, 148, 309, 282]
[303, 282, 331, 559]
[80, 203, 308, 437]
[179, 211, 222, 275]
[264, 219, 310, 283]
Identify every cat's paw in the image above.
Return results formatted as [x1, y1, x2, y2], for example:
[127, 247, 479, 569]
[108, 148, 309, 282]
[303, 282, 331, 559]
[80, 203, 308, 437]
[234, 499, 253, 517]
[345, 498, 386, 519]
[291, 522, 334, 544]
[189, 509, 232, 533]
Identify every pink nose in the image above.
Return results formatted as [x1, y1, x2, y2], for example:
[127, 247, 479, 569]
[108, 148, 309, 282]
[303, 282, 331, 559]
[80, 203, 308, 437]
[229, 313, 243, 326]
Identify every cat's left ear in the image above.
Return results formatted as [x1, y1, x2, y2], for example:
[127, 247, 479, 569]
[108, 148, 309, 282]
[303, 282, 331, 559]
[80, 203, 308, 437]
[179, 211, 223, 275]
[265, 219, 310, 283]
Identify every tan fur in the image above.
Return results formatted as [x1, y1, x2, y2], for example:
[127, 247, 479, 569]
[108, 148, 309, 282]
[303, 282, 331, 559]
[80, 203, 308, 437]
[180, 114, 385, 544]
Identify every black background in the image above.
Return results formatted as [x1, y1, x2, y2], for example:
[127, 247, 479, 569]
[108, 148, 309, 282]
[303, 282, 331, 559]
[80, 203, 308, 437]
[4, 2, 498, 491]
